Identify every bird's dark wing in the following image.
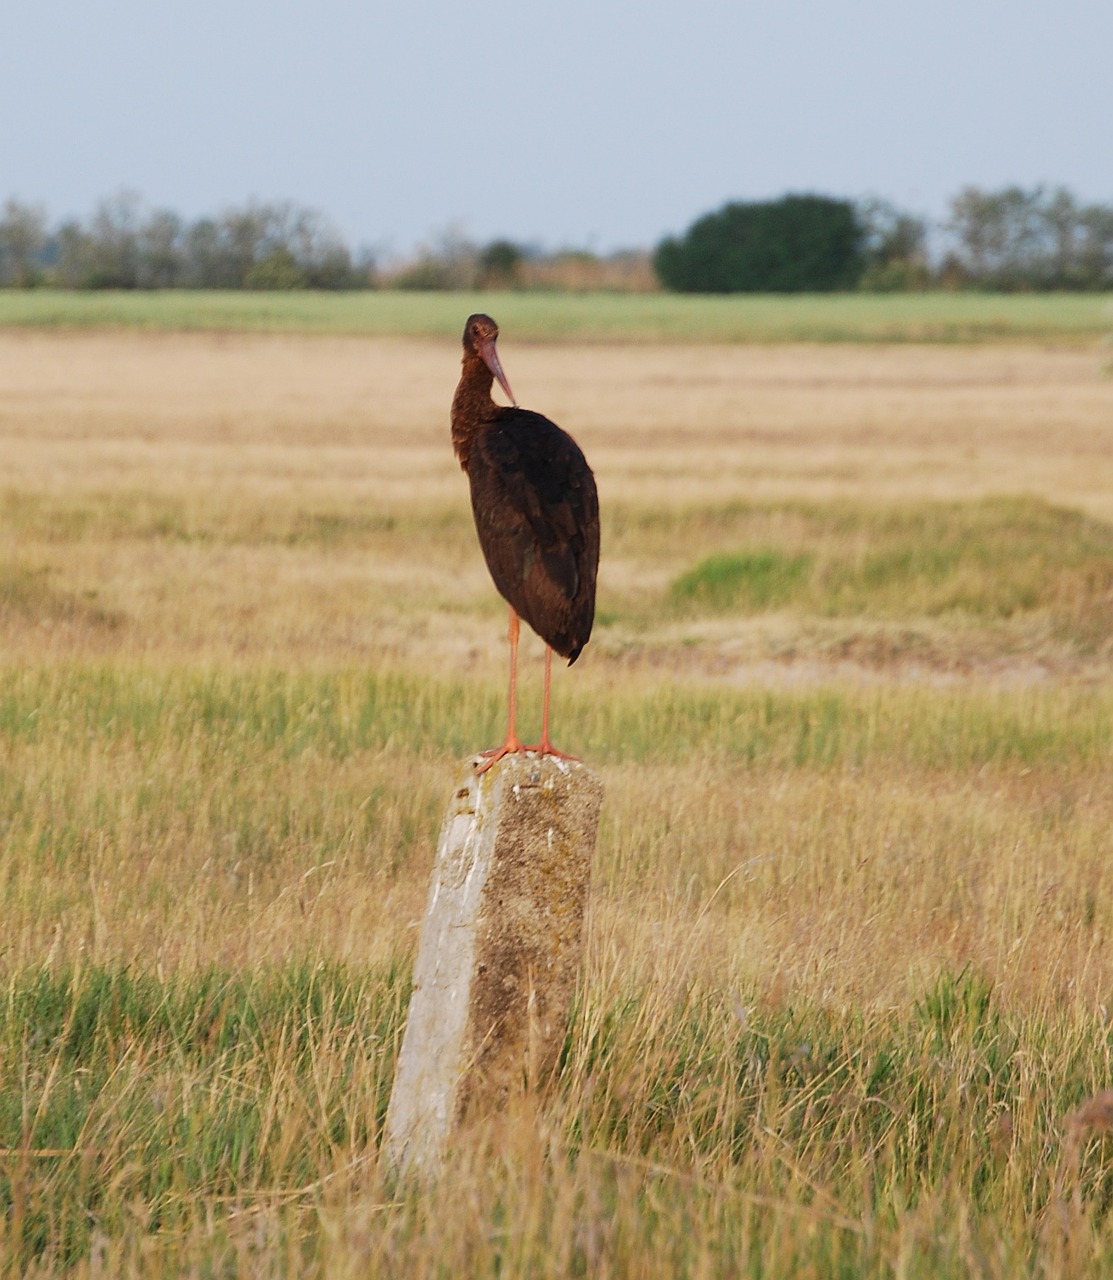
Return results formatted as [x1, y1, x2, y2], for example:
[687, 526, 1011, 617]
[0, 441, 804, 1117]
[467, 408, 599, 659]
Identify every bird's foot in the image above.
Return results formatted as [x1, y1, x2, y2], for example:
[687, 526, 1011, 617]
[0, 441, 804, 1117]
[475, 733, 581, 774]
[475, 735, 528, 774]
[525, 737, 582, 766]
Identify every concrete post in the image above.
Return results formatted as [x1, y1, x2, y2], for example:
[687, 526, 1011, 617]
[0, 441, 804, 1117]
[383, 753, 603, 1177]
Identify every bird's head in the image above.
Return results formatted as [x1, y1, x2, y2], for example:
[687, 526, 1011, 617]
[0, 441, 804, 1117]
[463, 313, 517, 406]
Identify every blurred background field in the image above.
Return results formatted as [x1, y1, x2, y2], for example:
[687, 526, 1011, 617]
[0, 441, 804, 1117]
[2, 302, 1113, 1274]
[0, 287, 1111, 343]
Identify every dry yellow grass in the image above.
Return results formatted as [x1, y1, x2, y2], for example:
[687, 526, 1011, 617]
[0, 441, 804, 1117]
[3, 330, 1112, 992]
[1, 334, 1109, 975]
[3, 331, 1113, 673]
[3, 329, 1113, 1272]
[4, 332, 1112, 513]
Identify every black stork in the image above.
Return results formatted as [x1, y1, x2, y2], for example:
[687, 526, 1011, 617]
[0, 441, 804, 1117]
[451, 313, 599, 772]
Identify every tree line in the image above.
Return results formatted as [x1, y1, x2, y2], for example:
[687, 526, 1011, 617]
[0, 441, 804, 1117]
[0, 193, 369, 290]
[0, 193, 655, 293]
[654, 187, 1113, 293]
[1, 185, 1111, 293]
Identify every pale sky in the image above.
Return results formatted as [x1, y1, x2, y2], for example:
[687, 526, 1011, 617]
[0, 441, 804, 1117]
[3, 0, 1110, 256]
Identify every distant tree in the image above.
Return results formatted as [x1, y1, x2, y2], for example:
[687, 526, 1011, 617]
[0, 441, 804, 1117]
[949, 186, 1043, 289]
[180, 218, 214, 286]
[392, 227, 479, 290]
[218, 204, 274, 287]
[304, 244, 360, 289]
[1, 191, 368, 291]
[53, 190, 144, 288]
[947, 184, 1113, 290]
[1042, 187, 1081, 285]
[857, 198, 931, 291]
[350, 246, 379, 290]
[86, 190, 143, 287]
[173, 201, 358, 289]
[138, 209, 184, 288]
[281, 207, 358, 288]
[1077, 205, 1113, 289]
[245, 246, 306, 290]
[54, 220, 96, 287]
[0, 198, 48, 287]
[478, 239, 524, 289]
[654, 194, 865, 293]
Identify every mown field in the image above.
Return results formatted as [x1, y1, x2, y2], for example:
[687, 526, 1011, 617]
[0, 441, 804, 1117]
[2, 308, 1113, 1275]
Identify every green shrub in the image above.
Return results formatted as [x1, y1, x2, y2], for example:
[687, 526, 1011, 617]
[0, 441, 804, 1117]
[654, 194, 865, 293]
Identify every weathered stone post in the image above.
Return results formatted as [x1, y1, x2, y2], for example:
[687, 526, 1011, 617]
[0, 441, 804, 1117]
[383, 753, 603, 1177]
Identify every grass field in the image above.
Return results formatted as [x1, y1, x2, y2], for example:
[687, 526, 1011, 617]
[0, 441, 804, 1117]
[0, 288, 1111, 344]
[2, 318, 1113, 1274]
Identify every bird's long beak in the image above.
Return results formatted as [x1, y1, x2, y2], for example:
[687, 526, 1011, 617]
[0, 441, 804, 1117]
[477, 337, 517, 406]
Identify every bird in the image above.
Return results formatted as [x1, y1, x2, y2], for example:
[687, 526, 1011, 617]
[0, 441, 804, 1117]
[451, 313, 599, 772]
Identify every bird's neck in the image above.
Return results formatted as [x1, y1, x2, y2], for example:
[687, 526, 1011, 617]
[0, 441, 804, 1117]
[451, 351, 498, 470]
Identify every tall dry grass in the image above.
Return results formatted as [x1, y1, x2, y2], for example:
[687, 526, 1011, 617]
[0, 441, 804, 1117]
[2, 329, 1113, 1273]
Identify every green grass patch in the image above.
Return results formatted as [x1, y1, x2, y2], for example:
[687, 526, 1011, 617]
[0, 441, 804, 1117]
[671, 549, 814, 610]
[666, 495, 1113, 644]
[0, 289, 1109, 342]
[1, 963, 1110, 1273]
[0, 961, 404, 1268]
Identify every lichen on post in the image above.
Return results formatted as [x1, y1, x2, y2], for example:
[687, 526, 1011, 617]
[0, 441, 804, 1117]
[383, 753, 603, 1177]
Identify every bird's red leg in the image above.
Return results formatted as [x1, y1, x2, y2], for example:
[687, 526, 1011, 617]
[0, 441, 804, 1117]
[535, 644, 581, 764]
[476, 605, 527, 772]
